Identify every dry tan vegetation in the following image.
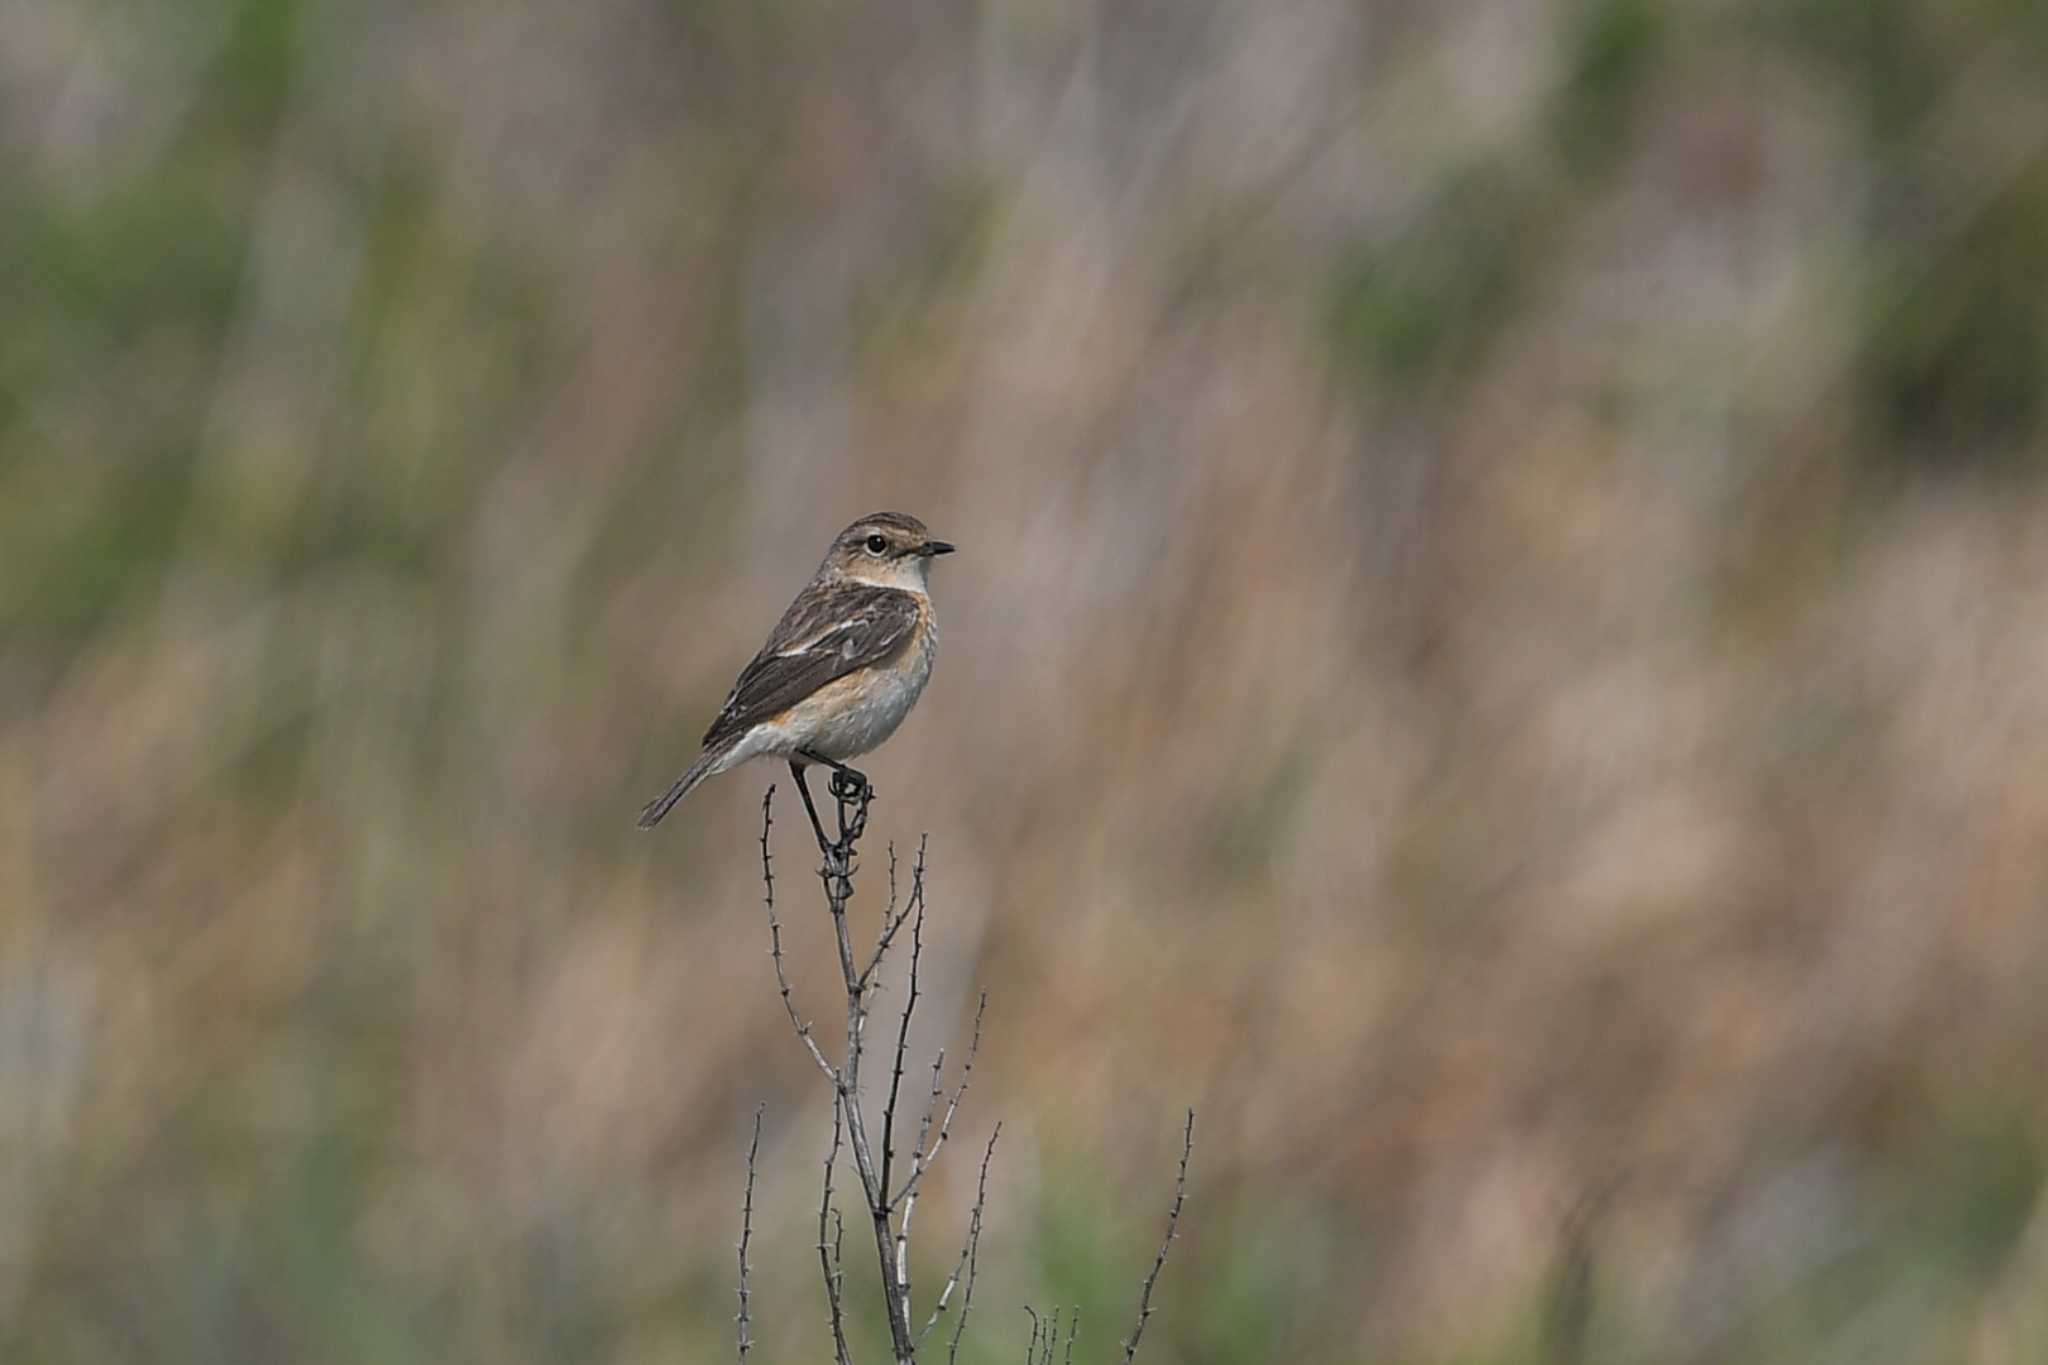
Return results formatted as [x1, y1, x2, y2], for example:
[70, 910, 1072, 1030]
[6, 0, 2048, 1360]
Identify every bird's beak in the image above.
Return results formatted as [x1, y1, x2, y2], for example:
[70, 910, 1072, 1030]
[918, 539, 956, 557]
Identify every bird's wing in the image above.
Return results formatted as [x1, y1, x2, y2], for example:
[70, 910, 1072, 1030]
[701, 583, 921, 748]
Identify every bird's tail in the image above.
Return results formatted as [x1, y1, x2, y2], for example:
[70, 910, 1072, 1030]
[636, 743, 731, 829]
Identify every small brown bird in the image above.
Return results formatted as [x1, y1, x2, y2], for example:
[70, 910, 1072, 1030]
[637, 512, 954, 843]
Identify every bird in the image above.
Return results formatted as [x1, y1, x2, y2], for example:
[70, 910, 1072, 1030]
[636, 511, 954, 850]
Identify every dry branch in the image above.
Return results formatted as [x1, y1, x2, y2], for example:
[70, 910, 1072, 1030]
[819, 1092, 853, 1365]
[744, 778, 1191, 1362]
[935, 1123, 1000, 1362]
[760, 785, 836, 1082]
[737, 1104, 763, 1364]
[1119, 1109, 1195, 1364]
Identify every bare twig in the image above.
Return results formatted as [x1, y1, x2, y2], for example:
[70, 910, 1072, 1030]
[897, 1043, 946, 1291]
[761, 786, 837, 1082]
[1119, 1109, 1195, 1364]
[813, 777, 919, 1363]
[819, 1092, 853, 1365]
[924, 1123, 999, 1357]
[756, 776, 1186, 1365]
[861, 834, 927, 989]
[762, 773, 919, 1359]
[880, 878, 928, 1212]
[828, 1202, 848, 1359]
[1017, 1301, 1079, 1365]
[890, 993, 986, 1214]
[737, 1104, 763, 1363]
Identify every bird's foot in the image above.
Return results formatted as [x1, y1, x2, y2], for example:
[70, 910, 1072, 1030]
[828, 766, 871, 804]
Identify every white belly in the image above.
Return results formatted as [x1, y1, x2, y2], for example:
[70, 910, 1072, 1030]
[802, 642, 933, 760]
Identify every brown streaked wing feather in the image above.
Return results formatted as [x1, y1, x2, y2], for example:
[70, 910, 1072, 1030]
[702, 583, 921, 748]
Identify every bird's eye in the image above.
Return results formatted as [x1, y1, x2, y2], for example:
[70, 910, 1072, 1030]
[864, 534, 888, 555]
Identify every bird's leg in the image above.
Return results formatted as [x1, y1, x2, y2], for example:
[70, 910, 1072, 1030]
[789, 760, 839, 868]
[797, 748, 872, 857]
[797, 748, 872, 805]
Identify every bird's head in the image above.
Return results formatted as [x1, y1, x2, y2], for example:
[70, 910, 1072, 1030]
[819, 512, 955, 591]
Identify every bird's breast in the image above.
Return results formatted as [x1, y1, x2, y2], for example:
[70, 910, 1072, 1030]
[790, 604, 936, 761]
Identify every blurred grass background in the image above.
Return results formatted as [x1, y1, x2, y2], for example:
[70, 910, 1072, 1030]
[7, 0, 2048, 1360]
